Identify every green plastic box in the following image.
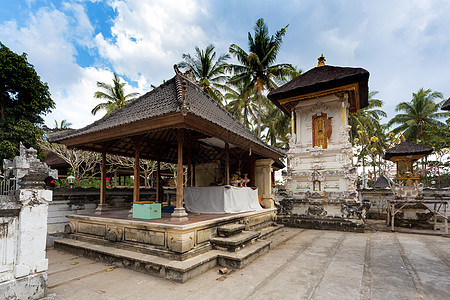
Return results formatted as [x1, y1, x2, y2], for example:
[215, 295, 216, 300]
[132, 202, 161, 220]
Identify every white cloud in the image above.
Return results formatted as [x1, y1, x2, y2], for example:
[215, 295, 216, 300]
[0, 4, 117, 129]
[319, 28, 360, 65]
[95, 0, 209, 89]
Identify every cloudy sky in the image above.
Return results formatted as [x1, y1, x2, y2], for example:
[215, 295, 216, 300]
[1, 0, 449, 129]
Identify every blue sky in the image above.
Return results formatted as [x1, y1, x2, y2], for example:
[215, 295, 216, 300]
[1, 0, 449, 129]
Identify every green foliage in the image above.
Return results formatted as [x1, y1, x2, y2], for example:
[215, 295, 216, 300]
[54, 119, 72, 129]
[0, 43, 54, 161]
[224, 79, 257, 129]
[261, 96, 291, 147]
[92, 73, 139, 116]
[178, 44, 230, 104]
[54, 175, 101, 189]
[388, 88, 448, 142]
[228, 18, 293, 137]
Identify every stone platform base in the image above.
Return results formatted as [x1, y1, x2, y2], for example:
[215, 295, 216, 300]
[54, 209, 282, 282]
[0, 273, 47, 300]
[277, 194, 368, 233]
[63, 208, 277, 261]
[277, 215, 364, 232]
[54, 225, 281, 283]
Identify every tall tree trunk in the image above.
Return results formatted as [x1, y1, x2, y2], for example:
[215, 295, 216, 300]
[257, 91, 262, 138]
[0, 95, 5, 121]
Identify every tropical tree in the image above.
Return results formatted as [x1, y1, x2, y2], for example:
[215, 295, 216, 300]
[351, 91, 386, 141]
[351, 91, 388, 186]
[0, 43, 54, 161]
[261, 97, 291, 147]
[54, 119, 72, 129]
[92, 73, 140, 116]
[388, 88, 448, 143]
[178, 44, 230, 104]
[224, 79, 258, 129]
[228, 18, 293, 138]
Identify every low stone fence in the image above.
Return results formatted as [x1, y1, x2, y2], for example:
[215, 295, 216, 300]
[47, 188, 176, 247]
[361, 188, 450, 220]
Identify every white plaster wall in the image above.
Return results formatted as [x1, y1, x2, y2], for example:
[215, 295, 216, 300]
[14, 190, 51, 278]
[0, 217, 17, 283]
[287, 93, 355, 193]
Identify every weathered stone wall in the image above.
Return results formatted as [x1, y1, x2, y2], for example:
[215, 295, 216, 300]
[0, 144, 54, 299]
[361, 189, 450, 220]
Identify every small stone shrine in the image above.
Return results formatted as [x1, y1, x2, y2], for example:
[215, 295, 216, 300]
[383, 140, 446, 230]
[268, 55, 369, 231]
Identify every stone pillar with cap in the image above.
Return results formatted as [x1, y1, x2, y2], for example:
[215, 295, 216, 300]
[255, 158, 275, 208]
[0, 143, 56, 299]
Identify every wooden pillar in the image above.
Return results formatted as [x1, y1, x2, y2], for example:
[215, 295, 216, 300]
[225, 142, 230, 185]
[187, 142, 192, 187]
[171, 128, 188, 221]
[176, 130, 184, 208]
[100, 146, 106, 205]
[133, 137, 140, 203]
[95, 145, 109, 214]
[156, 160, 161, 203]
[192, 162, 196, 187]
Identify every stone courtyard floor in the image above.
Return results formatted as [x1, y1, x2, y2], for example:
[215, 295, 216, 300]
[44, 228, 449, 300]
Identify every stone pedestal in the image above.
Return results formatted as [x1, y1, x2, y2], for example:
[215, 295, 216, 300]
[170, 207, 188, 222]
[95, 203, 109, 215]
[255, 159, 274, 209]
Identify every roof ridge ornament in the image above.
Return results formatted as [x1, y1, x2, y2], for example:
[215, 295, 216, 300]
[317, 54, 326, 67]
[173, 64, 199, 85]
[180, 80, 189, 116]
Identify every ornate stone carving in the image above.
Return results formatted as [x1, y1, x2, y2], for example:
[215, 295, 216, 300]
[306, 205, 327, 216]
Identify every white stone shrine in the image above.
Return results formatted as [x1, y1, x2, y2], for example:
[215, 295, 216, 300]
[268, 55, 370, 231]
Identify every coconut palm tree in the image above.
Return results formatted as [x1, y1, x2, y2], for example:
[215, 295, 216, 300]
[91, 74, 140, 116]
[178, 44, 229, 104]
[388, 88, 448, 142]
[261, 97, 290, 147]
[351, 91, 386, 141]
[224, 79, 258, 129]
[228, 18, 293, 138]
[54, 119, 72, 129]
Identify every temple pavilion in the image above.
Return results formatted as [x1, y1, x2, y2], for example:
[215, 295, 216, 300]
[49, 66, 285, 282]
[50, 66, 284, 219]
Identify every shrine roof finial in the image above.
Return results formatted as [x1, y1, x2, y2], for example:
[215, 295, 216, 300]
[317, 54, 326, 67]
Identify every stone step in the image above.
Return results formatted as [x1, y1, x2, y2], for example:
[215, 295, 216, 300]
[217, 223, 246, 237]
[54, 238, 218, 283]
[259, 224, 284, 239]
[210, 231, 260, 252]
[65, 233, 212, 261]
[217, 239, 271, 269]
[54, 237, 272, 283]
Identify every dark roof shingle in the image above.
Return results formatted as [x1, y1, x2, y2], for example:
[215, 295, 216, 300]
[384, 141, 433, 160]
[49, 72, 284, 158]
[442, 98, 450, 111]
[268, 65, 369, 114]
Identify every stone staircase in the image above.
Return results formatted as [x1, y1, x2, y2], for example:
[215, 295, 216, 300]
[54, 223, 283, 283]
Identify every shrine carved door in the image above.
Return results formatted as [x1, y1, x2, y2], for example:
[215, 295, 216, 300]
[313, 113, 327, 149]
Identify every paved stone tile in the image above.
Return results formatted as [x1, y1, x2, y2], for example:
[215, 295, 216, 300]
[44, 229, 450, 300]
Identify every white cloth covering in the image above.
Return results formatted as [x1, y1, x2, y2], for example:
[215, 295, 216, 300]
[184, 186, 262, 214]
